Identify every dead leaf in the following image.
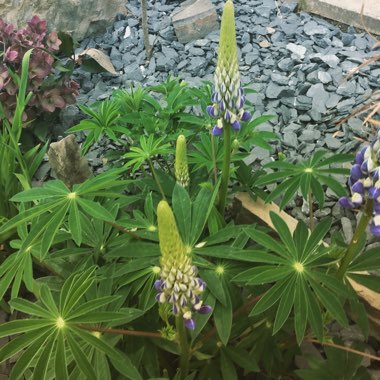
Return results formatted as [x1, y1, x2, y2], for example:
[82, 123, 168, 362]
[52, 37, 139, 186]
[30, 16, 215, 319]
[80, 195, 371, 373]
[266, 27, 276, 34]
[76, 48, 118, 75]
[259, 40, 271, 48]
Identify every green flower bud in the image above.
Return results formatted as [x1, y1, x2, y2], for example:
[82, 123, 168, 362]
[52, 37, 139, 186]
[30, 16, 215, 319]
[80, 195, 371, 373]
[174, 135, 190, 187]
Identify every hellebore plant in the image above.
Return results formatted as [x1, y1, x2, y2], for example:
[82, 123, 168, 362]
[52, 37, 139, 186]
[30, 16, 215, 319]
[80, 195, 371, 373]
[337, 133, 380, 278]
[207, 0, 251, 214]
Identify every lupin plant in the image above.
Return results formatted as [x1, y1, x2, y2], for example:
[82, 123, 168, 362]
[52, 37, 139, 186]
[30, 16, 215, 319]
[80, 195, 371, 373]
[174, 135, 190, 187]
[206, 0, 251, 214]
[155, 200, 212, 378]
[337, 132, 380, 278]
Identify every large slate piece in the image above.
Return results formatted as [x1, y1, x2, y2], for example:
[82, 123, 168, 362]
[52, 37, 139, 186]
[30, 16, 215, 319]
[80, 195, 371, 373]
[171, 0, 218, 44]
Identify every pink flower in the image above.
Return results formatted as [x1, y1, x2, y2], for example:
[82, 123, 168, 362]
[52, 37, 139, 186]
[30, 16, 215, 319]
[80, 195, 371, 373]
[46, 31, 61, 51]
[4, 47, 18, 62]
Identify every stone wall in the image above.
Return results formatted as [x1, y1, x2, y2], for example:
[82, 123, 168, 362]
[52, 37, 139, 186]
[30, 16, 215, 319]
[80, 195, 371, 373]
[0, 0, 128, 41]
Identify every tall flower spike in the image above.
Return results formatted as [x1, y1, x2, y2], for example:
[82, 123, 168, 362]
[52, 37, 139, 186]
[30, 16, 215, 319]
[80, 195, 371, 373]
[207, 0, 251, 136]
[174, 135, 189, 187]
[339, 131, 380, 237]
[155, 201, 212, 330]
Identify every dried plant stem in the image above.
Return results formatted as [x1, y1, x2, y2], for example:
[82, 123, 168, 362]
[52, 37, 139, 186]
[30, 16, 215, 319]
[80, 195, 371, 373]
[105, 221, 142, 240]
[218, 122, 232, 215]
[337, 199, 374, 279]
[79, 324, 162, 338]
[307, 338, 380, 363]
[140, 0, 152, 59]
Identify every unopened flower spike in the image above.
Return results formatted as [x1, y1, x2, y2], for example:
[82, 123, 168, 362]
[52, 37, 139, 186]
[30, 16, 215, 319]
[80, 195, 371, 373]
[207, 0, 251, 136]
[174, 135, 190, 187]
[155, 201, 212, 330]
[339, 131, 380, 236]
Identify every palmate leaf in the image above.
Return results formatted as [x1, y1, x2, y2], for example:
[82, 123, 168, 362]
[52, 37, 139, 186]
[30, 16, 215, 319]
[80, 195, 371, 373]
[257, 150, 352, 209]
[234, 215, 347, 343]
[0, 269, 141, 380]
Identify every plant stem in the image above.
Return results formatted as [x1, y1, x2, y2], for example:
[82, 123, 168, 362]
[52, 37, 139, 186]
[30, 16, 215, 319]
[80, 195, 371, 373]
[336, 199, 374, 280]
[148, 159, 166, 200]
[176, 316, 190, 380]
[211, 133, 218, 184]
[308, 191, 314, 231]
[307, 338, 380, 363]
[79, 324, 162, 338]
[218, 122, 231, 215]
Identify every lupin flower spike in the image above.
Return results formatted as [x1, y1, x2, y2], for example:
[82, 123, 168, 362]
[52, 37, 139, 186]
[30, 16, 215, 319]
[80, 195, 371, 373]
[174, 135, 190, 187]
[339, 131, 380, 236]
[155, 201, 212, 330]
[207, 0, 251, 136]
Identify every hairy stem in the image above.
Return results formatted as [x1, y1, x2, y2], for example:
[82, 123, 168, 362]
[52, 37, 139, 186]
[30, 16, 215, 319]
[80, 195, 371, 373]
[337, 199, 374, 279]
[148, 159, 166, 200]
[218, 123, 231, 215]
[176, 316, 190, 380]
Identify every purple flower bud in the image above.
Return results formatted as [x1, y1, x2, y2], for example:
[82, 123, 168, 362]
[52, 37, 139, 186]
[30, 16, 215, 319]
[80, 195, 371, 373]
[240, 111, 251, 122]
[224, 110, 231, 122]
[232, 120, 241, 131]
[351, 164, 363, 181]
[351, 181, 364, 194]
[355, 150, 365, 165]
[212, 125, 223, 136]
[339, 197, 354, 209]
[373, 169, 380, 183]
[154, 280, 163, 291]
[198, 304, 213, 314]
[220, 101, 225, 112]
[375, 201, 380, 213]
[370, 223, 380, 236]
[372, 188, 380, 200]
[206, 105, 217, 118]
[361, 160, 369, 175]
[184, 318, 195, 330]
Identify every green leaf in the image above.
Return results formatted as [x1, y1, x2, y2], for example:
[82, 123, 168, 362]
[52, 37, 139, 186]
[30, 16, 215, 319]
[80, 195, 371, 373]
[304, 284, 323, 341]
[66, 330, 97, 379]
[55, 331, 68, 380]
[200, 270, 227, 305]
[233, 266, 293, 285]
[68, 311, 129, 323]
[9, 329, 53, 380]
[349, 247, 380, 271]
[10, 298, 52, 318]
[190, 184, 220, 246]
[223, 347, 259, 372]
[69, 201, 82, 246]
[77, 198, 115, 221]
[32, 332, 56, 380]
[172, 184, 192, 245]
[270, 212, 297, 259]
[348, 273, 380, 292]
[0, 328, 47, 363]
[311, 279, 348, 327]
[279, 176, 302, 209]
[273, 275, 296, 334]
[250, 279, 288, 316]
[67, 296, 119, 320]
[40, 203, 70, 258]
[310, 176, 325, 208]
[214, 292, 232, 345]
[317, 174, 347, 197]
[294, 278, 308, 345]
[221, 350, 237, 380]
[302, 218, 331, 260]
[0, 319, 52, 338]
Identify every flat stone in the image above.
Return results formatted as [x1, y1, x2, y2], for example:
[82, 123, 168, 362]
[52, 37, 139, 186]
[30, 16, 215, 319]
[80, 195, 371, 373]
[306, 83, 329, 113]
[304, 21, 329, 36]
[286, 43, 306, 59]
[317, 70, 332, 83]
[326, 93, 342, 108]
[278, 57, 295, 72]
[266, 81, 285, 99]
[283, 131, 298, 148]
[324, 133, 342, 149]
[336, 81, 356, 96]
[172, 0, 218, 44]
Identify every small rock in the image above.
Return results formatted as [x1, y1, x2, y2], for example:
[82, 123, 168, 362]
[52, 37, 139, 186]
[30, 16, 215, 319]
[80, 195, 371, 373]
[304, 21, 329, 36]
[306, 83, 329, 113]
[317, 71, 332, 84]
[266, 82, 285, 99]
[286, 43, 306, 59]
[325, 134, 342, 149]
